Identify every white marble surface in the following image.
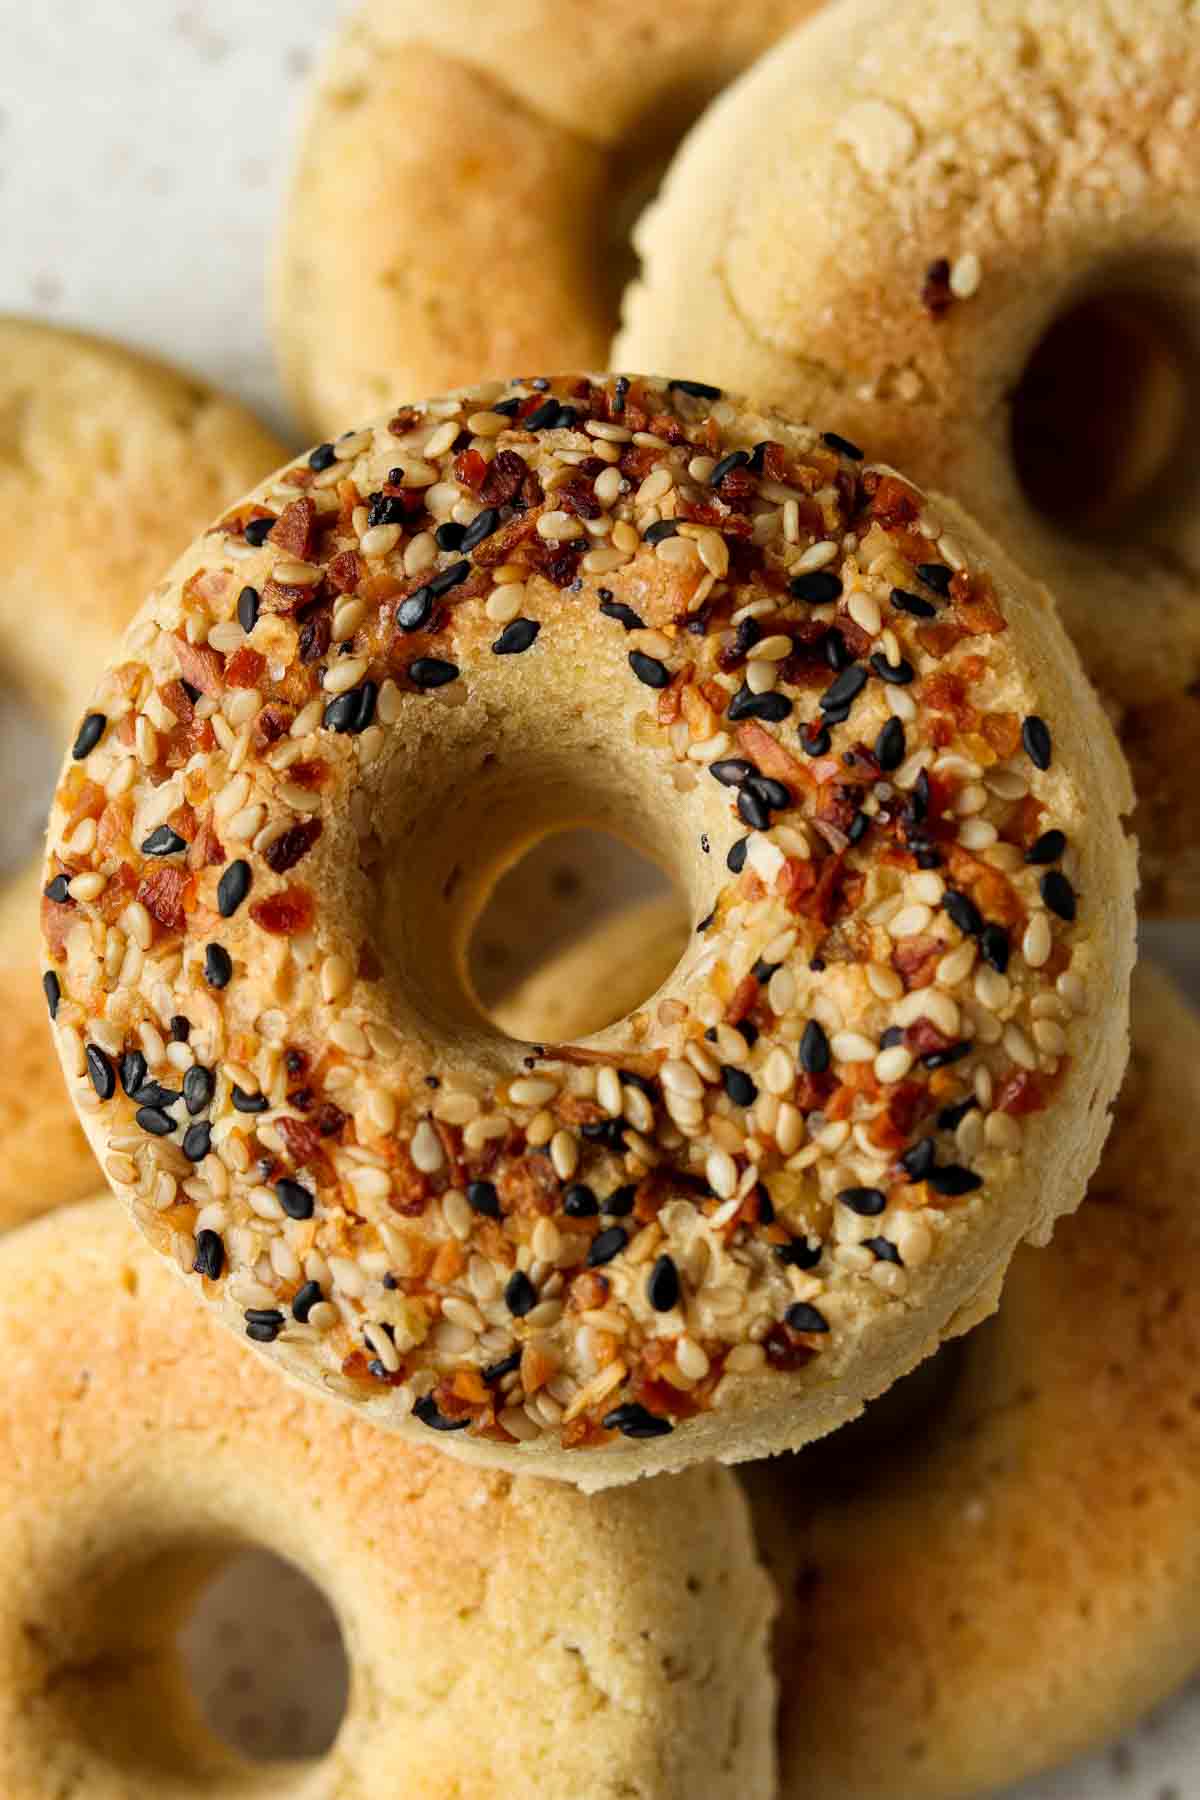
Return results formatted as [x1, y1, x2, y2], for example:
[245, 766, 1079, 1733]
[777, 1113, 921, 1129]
[2, 6, 1198, 1795]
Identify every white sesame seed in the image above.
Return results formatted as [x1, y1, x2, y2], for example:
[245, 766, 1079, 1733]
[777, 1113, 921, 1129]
[323, 656, 369, 694]
[706, 1148, 738, 1198]
[537, 510, 583, 541]
[1003, 1023, 1038, 1070]
[847, 591, 881, 635]
[875, 1045, 914, 1083]
[949, 251, 981, 298]
[66, 871, 106, 903]
[831, 1031, 876, 1063]
[1032, 1018, 1067, 1056]
[1022, 913, 1052, 969]
[890, 903, 933, 939]
[509, 1076, 559, 1108]
[794, 538, 838, 572]
[549, 1130, 579, 1182]
[661, 1059, 703, 1101]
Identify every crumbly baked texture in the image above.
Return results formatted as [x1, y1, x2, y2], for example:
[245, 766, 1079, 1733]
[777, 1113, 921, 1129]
[41, 375, 1136, 1487]
[0, 1197, 776, 1799]
[492, 893, 689, 1042]
[615, 0, 1200, 914]
[272, 0, 820, 441]
[741, 961, 1200, 1798]
[0, 319, 286, 1232]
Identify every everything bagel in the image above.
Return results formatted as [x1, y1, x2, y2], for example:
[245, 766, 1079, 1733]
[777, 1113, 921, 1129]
[0, 318, 285, 1230]
[615, 0, 1200, 912]
[41, 375, 1135, 1486]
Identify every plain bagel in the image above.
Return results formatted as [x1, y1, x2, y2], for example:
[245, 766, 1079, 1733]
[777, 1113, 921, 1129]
[41, 375, 1136, 1487]
[273, 0, 820, 442]
[0, 1197, 776, 1799]
[615, 0, 1200, 913]
[0, 318, 286, 1232]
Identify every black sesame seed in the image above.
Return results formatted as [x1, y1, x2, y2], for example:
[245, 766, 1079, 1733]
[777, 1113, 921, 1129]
[643, 519, 679, 545]
[408, 657, 459, 690]
[799, 1019, 831, 1074]
[467, 1179, 500, 1218]
[580, 1118, 628, 1152]
[491, 395, 522, 417]
[603, 1184, 637, 1218]
[875, 716, 906, 772]
[901, 1137, 937, 1179]
[668, 378, 722, 400]
[602, 1401, 673, 1439]
[231, 1084, 267, 1115]
[276, 1178, 315, 1220]
[245, 1308, 285, 1343]
[193, 1229, 225, 1280]
[42, 970, 61, 1019]
[44, 875, 71, 903]
[72, 712, 106, 760]
[864, 1237, 902, 1265]
[492, 617, 541, 655]
[938, 1097, 978, 1130]
[847, 810, 869, 845]
[131, 1079, 179, 1109]
[481, 1350, 522, 1383]
[135, 1105, 175, 1137]
[182, 1122, 212, 1163]
[141, 824, 187, 857]
[711, 757, 753, 788]
[291, 1279, 323, 1323]
[732, 617, 761, 659]
[237, 585, 261, 632]
[367, 493, 407, 528]
[890, 586, 937, 618]
[429, 558, 471, 598]
[647, 1254, 680, 1312]
[737, 1019, 760, 1046]
[1040, 870, 1076, 921]
[611, 376, 630, 414]
[413, 1395, 471, 1431]
[916, 562, 953, 596]
[749, 774, 791, 811]
[727, 836, 748, 873]
[588, 1225, 628, 1267]
[204, 944, 232, 989]
[523, 397, 562, 432]
[801, 722, 831, 757]
[696, 908, 715, 933]
[776, 1236, 822, 1270]
[1026, 829, 1067, 865]
[85, 1044, 115, 1101]
[710, 449, 751, 486]
[1022, 715, 1052, 771]
[396, 586, 433, 632]
[922, 1040, 972, 1070]
[737, 785, 771, 831]
[243, 516, 274, 548]
[870, 652, 915, 685]
[461, 508, 500, 552]
[979, 923, 1010, 973]
[927, 1163, 983, 1197]
[878, 1026, 904, 1049]
[599, 598, 644, 631]
[820, 665, 868, 713]
[839, 1185, 886, 1216]
[435, 521, 466, 552]
[785, 1301, 830, 1333]
[943, 889, 983, 937]
[181, 1064, 214, 1116]
[563, 1183, 599, 1218]
[217, 859, 251, 918]
[505, 1270, 537, 1317]
[629, 649, 670, 688]
[308, 442, 337, 472]
[722, 1066, 758, 1107]
[170, 1015, 191, 1042]
[727, 685, 792, 723]
[789, 570, 842, 606]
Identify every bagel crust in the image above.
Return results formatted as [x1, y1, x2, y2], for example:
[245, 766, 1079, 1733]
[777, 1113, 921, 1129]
[0, 1199, 776, 1799]
[41, 375, 1136, 1486]
[615, 0, 1200, 913]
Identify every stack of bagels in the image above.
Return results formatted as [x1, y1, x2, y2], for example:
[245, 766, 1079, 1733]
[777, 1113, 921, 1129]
[9, 0, 1200, 1793]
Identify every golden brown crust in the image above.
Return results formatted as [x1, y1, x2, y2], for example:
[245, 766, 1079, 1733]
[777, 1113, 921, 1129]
[273, 0, 822, 440]
[745, 962, 1200, 1798]
[41, 376, 1135, 1485]
[0, 319, 287, 1233]
[0, 1197, 776, 1799]
[615, 0, 1200, 914]
[492, 893, 689, 1042]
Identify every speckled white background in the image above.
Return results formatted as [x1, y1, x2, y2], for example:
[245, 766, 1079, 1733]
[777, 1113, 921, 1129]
[1, 4, 1197, 1795]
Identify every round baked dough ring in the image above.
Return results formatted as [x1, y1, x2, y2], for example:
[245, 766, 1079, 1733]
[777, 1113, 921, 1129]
[0, 318, 287, 1232]
[41, 374, 1135, 1487]
[273, 0, 820, 442]
[615, 0, 1200, 913]
[0, 1196, 776, 1800]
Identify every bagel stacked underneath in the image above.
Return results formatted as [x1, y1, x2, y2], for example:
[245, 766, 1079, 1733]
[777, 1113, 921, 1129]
[41, 375, 1136, 1486]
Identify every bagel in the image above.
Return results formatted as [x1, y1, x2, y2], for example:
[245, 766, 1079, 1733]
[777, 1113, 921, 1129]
[0, 318, 286, 1232]
[273, 0, 819, 442]
[492, 892, 690, 1042]
[40, 374, 1136, 1487]
[614, 0, 1200, 914]
[0, 1197, 776, 1799]
[508, 918, 1200, 1794]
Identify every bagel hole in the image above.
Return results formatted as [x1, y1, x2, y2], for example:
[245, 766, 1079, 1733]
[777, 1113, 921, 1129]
[0, 675, 59, 877]
[469, 826, 687, 1037]
[177, 1547, 349, 1763]
[1011, 280, 1199, 539]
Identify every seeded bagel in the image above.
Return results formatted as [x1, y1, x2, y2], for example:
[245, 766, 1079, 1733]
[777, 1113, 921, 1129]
[41, 375, 1135, 1487]
[616, 0, 1200, 913]
[0, 1197, 776, 1799]
[272, 0, 820, 441]
[0, 318, 286, 1231]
